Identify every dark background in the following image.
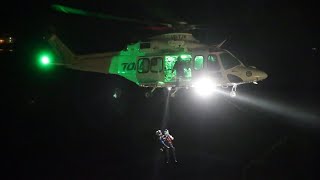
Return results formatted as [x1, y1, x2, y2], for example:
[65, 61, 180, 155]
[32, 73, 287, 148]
[2, 0, 320, 179]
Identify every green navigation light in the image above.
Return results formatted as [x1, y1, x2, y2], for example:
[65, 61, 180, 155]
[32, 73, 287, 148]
[37, 51, 54, 69]
[41, 56, 50, 65]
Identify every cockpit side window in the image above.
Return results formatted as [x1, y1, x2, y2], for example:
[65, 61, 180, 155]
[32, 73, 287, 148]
[220, 53, 240, 70]
[207, 54, 220, 71]
[194, 55, 204, 71]
[140, 42, 151, 49]
[137, 58, 149, 73]
[150, 57, 163, 73]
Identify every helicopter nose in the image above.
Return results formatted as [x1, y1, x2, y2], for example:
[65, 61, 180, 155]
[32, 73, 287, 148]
[255, 70, 268, 80]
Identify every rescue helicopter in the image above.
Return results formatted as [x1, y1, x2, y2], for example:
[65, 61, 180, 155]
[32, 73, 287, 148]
[41, 4, 268, 98]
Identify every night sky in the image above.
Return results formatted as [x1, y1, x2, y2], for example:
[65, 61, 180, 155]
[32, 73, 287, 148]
[3, 0, 320, 179]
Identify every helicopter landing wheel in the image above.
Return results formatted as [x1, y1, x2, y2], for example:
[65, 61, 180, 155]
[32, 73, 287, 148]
[145, 91, 153, 98]
[113, 88, 122, 99]
[145, 87, 157, 98]
[230, 85, 237, 98]
[230, 91, 236, 98]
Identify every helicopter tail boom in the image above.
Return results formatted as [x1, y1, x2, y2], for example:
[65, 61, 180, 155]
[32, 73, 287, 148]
[48, 34, 117, 74]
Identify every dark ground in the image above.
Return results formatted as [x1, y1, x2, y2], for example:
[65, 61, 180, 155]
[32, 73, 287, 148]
[2, 1, 320, 179]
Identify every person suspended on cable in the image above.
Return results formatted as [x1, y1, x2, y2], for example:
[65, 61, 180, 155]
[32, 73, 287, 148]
[163, 129, 177, 163]
[156, 130, 169, 151]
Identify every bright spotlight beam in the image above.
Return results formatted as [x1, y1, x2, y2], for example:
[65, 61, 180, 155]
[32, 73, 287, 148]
[215, 90, 320, 127]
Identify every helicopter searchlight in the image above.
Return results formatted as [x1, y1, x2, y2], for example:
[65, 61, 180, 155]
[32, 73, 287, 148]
[193, 77, 217, 97]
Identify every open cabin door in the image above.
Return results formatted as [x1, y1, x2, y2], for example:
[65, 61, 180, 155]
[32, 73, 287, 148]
[163, 55, 192, 83]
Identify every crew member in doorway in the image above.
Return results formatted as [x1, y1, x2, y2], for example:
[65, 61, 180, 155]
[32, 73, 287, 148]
[172, 56, 186, 86]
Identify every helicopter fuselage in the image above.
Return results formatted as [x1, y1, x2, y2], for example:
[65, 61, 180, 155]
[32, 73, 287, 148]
[47, 33, 267, 97]
[106, 33, 267, 89]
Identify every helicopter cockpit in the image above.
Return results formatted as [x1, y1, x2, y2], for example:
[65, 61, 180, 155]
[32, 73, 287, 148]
[219, 51, 243, 70]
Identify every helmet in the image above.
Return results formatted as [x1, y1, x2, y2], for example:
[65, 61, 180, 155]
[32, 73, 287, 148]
[155, 130, 162, 136]
[164, 129, 169, 135]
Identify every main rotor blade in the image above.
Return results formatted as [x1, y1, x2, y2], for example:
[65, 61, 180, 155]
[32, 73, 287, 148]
[51, 4, 171, 27]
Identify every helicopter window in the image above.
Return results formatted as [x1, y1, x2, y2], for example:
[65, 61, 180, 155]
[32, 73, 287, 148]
[151, 57, 163, 73]
[194, 56, 204, 70]
[207, 55, 220, 71]
[140, 42, 151, 49]
[137, 58, 150, 73]
[220, 53, 241, 70]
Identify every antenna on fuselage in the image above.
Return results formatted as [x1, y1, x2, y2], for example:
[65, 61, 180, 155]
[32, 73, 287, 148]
[217, 39, 227, 48]
[216, 33, 232, 48]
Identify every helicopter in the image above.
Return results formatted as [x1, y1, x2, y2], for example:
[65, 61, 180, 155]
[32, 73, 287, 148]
[41, 4, 268, 98]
